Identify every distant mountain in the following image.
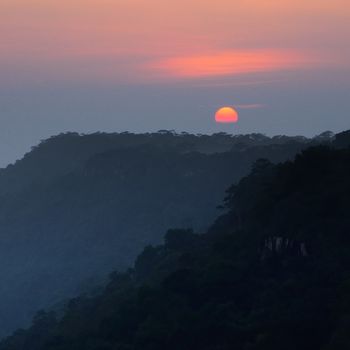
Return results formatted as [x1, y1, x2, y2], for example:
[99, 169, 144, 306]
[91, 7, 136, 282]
[0, 131, 332, 336]
[0, 131, 322, 195]
[0, 132, 349, 350]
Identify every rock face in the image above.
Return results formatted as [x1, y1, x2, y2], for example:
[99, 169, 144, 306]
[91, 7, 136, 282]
[261, 236, 309, 260]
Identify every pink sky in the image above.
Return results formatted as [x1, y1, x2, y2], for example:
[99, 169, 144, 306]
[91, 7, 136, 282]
[0, 1, 349, 166]
[1, 0, 349, 83]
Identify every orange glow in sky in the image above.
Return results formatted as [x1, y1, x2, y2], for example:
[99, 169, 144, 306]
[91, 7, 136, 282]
[0, 0, 349, 83]
[149, 50, 310, 79]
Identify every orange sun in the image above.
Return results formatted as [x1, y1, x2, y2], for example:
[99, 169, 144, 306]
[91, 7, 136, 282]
[215, 107, 239, 123]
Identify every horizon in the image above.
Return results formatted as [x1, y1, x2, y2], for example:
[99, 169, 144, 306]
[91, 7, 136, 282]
[0, 128, 338, 169]
[0, 1, 349, 167]
[0, 1, 350, 347]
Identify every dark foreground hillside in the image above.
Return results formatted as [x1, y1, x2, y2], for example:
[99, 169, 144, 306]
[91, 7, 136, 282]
[0, 131, 318, 336]
[2, 136, 350, 350]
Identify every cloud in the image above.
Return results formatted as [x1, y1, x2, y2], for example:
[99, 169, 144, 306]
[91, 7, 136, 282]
[146, 50, 312, 80]
[236, 104, 266, 110]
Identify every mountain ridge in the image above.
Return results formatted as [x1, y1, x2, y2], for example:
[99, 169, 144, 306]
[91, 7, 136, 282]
[0, 133, 349, 349]
[0, 130, 339, 337]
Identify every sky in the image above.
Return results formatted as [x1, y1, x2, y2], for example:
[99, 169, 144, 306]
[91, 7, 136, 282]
[0, 0, 349, 166]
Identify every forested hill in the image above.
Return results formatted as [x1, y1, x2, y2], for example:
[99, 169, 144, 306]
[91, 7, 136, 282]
[1, 132, 350, 350]
[0, 131, 324, 195]
[0, 131, 334, 336]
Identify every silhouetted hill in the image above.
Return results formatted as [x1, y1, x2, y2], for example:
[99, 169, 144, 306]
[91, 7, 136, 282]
[0, 131, 319, 195]
[0, 131, 332, 336]
[1, 135, 349, 349]
[333, 130, 350, 149]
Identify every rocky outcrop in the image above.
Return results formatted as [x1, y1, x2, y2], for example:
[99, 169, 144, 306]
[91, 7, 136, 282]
[261, 236, 309, 260]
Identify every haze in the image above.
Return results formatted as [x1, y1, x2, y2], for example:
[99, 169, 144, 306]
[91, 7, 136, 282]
[0, 0, 349, 166]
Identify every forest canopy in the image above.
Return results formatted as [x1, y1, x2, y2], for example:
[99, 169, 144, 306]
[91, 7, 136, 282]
[1, 134, 350, 350]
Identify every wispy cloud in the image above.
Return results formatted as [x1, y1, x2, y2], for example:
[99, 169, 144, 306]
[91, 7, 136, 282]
[147, 49, 312, 80]
[197, 103, 266, 111]
[236, 104, 266, 110]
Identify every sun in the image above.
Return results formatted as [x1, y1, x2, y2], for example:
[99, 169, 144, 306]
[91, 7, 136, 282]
[215, 107, 239, 123]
